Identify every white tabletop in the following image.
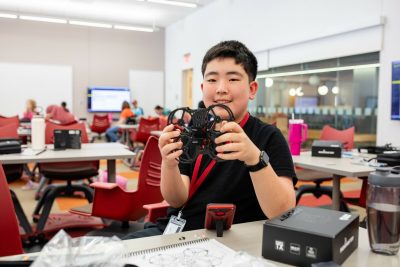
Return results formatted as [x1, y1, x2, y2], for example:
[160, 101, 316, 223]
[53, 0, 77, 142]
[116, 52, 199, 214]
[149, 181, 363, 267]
[119, 124, 138, 130]
[292, 151, 375, 177]
[2, 221, 398, 266]
[0, 143, 134, 165]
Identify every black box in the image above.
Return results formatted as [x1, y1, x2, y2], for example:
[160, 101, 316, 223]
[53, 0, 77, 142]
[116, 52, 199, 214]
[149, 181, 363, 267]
[262, 206, 359, 267]
[54, 129, 81, 150]
[311, 140, 342, 158]
[0, 138, 21, 154]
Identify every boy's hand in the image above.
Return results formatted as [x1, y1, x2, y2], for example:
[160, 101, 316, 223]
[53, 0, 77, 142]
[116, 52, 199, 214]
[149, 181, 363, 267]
[215, 121, 261, 166]
[158, 124, 183, 167]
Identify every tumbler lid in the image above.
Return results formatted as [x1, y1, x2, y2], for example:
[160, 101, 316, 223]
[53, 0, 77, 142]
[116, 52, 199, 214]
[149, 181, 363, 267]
[368, 167, 400, 187]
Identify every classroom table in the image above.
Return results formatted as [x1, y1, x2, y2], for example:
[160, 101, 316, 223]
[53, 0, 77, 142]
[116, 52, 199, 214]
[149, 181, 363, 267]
[0, 142, 135, 183]
[1, 220, 398, 266]
[292, 151, 375, 210]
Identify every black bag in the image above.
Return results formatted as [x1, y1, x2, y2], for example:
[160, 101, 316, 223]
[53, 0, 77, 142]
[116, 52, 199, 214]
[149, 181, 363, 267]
[377, 152, 400, 167]
[0, 138, 22, 154]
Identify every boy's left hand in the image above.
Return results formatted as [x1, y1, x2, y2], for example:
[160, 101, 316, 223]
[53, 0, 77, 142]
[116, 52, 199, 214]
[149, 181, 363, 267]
[214, 121, 260, 165]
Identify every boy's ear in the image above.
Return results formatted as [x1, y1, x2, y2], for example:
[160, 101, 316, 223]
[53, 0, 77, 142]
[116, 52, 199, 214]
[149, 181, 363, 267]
[249, 81, 259, 100]
[201, 83, 204, 92]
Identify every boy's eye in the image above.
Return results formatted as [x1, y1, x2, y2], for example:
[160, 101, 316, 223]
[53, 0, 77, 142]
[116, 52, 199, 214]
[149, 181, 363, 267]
[229, 78, 240, 82]
[207, 79, 216, 83]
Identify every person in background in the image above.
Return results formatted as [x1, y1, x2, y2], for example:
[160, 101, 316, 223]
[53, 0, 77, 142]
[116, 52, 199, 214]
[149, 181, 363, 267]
[61, 101, 69, 113]
[131, 99, 144, 117]
[123, 40, 296, 239]
[105, 101, 134, 142]
[154, 105, 170, 117]
[21, 99, 38, 121]
[45, 104, 76, 125]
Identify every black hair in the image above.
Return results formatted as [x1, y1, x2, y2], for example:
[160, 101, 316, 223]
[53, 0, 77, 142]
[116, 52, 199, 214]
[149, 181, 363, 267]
[201, 40, 258, 82]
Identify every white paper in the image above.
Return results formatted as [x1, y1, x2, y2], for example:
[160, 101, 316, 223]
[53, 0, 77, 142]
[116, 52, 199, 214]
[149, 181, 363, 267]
[22, 148, 46, 156]
[126, 239, 236, 267]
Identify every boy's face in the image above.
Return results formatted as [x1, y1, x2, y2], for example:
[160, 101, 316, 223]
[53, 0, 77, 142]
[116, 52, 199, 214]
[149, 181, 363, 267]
[201, 57, 258, 123]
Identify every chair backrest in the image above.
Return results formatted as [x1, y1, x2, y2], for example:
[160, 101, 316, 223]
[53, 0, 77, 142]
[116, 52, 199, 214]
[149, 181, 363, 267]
[0, 123, 19, 139]
[320, 125, 355, 151]
[134, 117, 160, 144]
[0, 164, 24, 256]
[0, 115, 19, 127]
[45, 121, 89, 144]
[90, 114, 110, 134]
[91, 136, 163, 221]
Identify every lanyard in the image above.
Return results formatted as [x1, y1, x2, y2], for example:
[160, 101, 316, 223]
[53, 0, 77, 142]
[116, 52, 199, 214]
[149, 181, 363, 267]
[187, 112, 250, 202]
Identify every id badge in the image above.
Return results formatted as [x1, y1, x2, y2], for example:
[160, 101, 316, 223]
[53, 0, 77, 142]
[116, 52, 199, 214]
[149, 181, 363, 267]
[163, 213, 186, 235]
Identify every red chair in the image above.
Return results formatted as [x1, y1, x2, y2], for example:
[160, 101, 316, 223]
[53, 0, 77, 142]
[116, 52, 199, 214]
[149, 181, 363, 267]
[0, 115, 19, 127]
[90, 114, 111, 142]
[296, 126, 356, 211]
[320, 125, 355, 151]
[0, 164, 24, 256]
[131, 117, 160, 145]
[70, 136, 164, 224]
[129, 117, 160, 169]
[33, 121, 99, 232]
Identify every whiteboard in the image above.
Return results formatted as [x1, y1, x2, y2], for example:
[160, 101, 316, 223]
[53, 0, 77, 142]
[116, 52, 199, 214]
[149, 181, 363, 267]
[129, 70, 164, 117]
[0, 62, 72, 117]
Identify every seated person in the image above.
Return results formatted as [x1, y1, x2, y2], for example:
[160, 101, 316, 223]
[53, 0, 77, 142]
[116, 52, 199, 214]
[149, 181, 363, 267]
[21, 99, 39, 121]
[106, 101, 134, 142]
[123, 40, 296, 239]
[45, 104, 76, 125]
[131, 100, 144, 117]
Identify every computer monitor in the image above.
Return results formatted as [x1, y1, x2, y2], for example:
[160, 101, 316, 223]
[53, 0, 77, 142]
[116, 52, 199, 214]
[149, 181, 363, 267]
[295, 96, 318, 108]
[87, 87, 130, 113]
[391, 61, 400, 120]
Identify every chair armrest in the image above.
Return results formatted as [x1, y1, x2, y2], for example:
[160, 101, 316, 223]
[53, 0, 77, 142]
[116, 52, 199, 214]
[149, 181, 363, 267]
[143, 201, 169, 223]
[90, 182, 118, 189]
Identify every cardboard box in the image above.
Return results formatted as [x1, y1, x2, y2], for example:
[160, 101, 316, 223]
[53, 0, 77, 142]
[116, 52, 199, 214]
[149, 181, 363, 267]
[311, 140, 342, 158]
[262, 206, 358, 267]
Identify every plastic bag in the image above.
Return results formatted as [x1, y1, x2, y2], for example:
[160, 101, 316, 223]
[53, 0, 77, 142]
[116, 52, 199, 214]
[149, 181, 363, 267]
[31, 230, 127, 267]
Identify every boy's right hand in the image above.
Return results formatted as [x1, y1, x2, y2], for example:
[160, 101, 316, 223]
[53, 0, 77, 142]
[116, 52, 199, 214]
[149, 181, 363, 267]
[158, 124, 183, 167]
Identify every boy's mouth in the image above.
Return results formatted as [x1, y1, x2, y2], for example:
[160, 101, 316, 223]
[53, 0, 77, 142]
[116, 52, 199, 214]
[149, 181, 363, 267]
[214, 99, 232, 105]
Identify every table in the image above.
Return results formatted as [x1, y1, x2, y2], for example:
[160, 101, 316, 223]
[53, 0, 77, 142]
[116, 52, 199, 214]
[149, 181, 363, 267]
[292, 152, 375, 210]
[0, 143, 135, 183]
[1, 221, 398, 266]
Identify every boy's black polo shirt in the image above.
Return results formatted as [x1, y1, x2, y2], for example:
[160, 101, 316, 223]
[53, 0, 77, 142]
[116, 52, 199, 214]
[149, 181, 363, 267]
[157, 115, 297, 231]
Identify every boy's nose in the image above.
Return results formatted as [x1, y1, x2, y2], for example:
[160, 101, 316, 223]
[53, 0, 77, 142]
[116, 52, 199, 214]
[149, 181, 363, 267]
[216, 81, 228, 93]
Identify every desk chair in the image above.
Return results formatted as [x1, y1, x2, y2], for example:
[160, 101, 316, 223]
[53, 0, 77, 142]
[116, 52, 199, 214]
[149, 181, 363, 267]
[70, 136, 164, 227]
[296, 125, 356, 211]
[0, 164, 24, 257]
[0, 124, 34, 237]
[89, 114, 110, 143]
[33, 121, 99, 232]
[129, 117, 160, 169]
[0, 115, 19, 127]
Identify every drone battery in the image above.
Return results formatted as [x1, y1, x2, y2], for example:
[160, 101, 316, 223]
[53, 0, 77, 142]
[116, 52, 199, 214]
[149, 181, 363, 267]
[54, 130, 82, 150]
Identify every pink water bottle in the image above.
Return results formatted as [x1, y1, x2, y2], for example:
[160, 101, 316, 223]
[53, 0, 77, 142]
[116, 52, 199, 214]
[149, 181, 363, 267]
[288, 119, 308, 155]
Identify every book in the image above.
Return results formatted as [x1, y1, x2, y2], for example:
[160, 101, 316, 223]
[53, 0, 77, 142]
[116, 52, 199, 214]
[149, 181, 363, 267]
[125, 238, 235, 266]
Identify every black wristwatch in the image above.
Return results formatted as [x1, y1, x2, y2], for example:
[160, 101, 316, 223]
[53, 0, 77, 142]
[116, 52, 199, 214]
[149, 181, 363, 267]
[245, 150, 269, 172]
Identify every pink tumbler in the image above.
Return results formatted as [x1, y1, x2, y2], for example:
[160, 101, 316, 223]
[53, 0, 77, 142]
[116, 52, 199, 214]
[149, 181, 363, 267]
[288, 119, 308, 155]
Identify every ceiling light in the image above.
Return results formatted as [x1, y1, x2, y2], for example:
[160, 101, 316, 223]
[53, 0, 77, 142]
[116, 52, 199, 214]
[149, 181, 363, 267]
[289, 88, 296, 96]
[259, 63, 380, 79]
[265, 78, 274, 88]
[318, 85, 329, 96]
[332, 86, 340, 94]
[148, 0, 197, 8]
[114, 25, 154, 32]
[296, 87, 304, 96]
[69, 20, 112, 28]
[0, 13, 17, 19]
[19, 15, 67, 24]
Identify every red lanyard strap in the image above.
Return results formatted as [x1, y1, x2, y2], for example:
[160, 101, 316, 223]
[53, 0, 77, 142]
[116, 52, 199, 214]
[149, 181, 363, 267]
[187, 112, 250, 202]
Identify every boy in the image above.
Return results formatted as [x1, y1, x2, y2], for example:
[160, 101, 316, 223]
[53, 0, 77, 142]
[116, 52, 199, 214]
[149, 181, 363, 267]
[124, 40, 296, 239]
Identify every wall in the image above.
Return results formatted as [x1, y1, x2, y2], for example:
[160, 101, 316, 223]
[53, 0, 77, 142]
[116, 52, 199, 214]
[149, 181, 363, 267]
[165, 0, 400, 146]
[0, 19, 165, 119]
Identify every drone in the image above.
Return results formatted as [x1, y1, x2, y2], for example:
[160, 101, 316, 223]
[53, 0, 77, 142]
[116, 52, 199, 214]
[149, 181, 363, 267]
[167, 104, 235, 163]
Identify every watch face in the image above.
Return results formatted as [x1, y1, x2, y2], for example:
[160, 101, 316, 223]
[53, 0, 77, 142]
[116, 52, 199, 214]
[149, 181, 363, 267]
[261, 151, 269, 166]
